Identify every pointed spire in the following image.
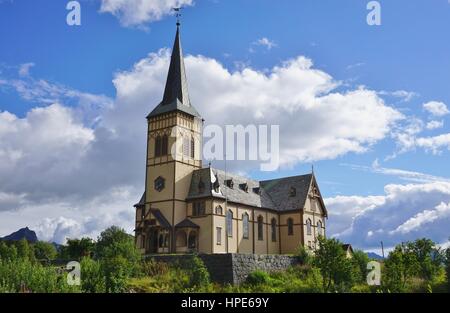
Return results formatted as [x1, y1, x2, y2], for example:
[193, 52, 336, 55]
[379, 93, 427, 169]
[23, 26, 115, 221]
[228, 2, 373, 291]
[161, 24, 191, 107]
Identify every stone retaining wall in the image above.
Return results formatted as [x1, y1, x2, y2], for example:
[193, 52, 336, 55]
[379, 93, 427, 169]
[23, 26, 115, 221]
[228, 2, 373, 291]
[146, 253, 298, 285]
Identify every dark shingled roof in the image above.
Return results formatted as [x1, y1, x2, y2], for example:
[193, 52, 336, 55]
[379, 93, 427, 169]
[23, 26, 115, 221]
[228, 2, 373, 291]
[186, 168, 327, 214]
[175, 219, 200, 229]
[152, 209, 171, 229]
[134, 192, 146, 207]
[260, 174, 313, 212]
[147, 25, 201, 119]
[187, 168, 276, 209]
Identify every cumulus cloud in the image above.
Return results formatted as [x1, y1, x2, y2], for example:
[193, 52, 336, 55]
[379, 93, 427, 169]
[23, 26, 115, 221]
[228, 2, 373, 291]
[426, 120, 444, 130]
[99, 0, 193, 27]
[0, 49, 411, 243]
[121, 50, 402, 168]
[423, 101, 449, 117]
[329, 181, 450, 249]
[251, 37, 277, 51]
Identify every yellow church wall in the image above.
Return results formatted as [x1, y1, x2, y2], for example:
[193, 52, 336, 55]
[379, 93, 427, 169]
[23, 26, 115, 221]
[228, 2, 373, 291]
[146, 163, 175, 202]
[279, 212, 302, 254]
[174, 162, 196, 201]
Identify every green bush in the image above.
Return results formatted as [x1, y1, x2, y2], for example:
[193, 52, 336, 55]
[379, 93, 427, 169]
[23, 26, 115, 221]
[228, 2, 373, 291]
[142, 259, 170, 277]
[246, 270, 271, 286]
[295, 245, 313, 266]
[0, 259, 79, 293]
[445, 248, 450, 291]
[80, 257, 105, 293]
[188, 256, 210, 288]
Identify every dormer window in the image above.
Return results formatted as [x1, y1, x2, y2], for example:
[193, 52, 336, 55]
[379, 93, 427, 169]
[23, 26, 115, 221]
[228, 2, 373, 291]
[289, 187, 296, 197]
[198, 179, 205, 193]
[253, 187, 261, 195]
[239, 183, 249, 192]
[212, 174, 220, 193]
[225, 179, 234, 188]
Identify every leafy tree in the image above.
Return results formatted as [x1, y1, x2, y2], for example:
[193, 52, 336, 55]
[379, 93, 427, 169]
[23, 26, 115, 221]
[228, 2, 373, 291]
[314, 236, 355, 292]
[95, 226, 141, 292]
[0, 242, 18, 261]
[295, 245, 313, 266]
[14, 239, 36, 262]
[407, 238, 442, 281]
[351, 250, 370, 283]
[61, 237, 95, 260]
[96, 226, 140, 264]
[33, 241, 57, 262]
[383, 244, 419, 292]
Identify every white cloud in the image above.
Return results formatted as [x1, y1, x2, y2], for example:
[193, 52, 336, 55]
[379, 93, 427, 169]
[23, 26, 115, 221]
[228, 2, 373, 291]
[390, 202, 450, 235]
[99, 0, 193, 27]
[426, 120, 444, 130]
[330, 181, 450, 249]
[18, 62, 35, 77]
[423, 101, 449, 117]
[415, 133, 450, 154]
[390, 117, 450, 157]
[252, 37, 277, 51]
[341, 160, 450, 184]
[378, 90, 418, 102]
[0, 49, 408, 243]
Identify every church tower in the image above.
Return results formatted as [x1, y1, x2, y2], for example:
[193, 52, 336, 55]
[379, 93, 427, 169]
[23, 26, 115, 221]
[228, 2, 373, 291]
[136, 22, 203, 254]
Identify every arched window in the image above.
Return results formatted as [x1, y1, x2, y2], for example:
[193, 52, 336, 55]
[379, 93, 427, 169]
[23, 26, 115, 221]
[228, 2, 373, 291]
[271, 218, 277, 242]
[188, 231, 197, 249]
[183, 136, 190, 157]
[161, 135, 168, 156]
[215, 205, 223, 215]
[317, 221, 323, 236]
[164, 234, 170, 247]
[287, 218, 294, 236]
[257, 216, 264, 241]
[306, 219, 312, 236]
[226, 210, 233, 237]
[242, 213, 249, 239]
[155, 136, 162, 157]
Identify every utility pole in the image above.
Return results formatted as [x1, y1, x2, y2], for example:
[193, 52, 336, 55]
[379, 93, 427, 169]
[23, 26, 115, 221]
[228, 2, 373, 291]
[380, 241, 385, 259]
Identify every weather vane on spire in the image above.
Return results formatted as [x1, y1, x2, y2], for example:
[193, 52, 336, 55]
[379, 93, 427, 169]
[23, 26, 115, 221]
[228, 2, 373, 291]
[173, 7, 182, 26]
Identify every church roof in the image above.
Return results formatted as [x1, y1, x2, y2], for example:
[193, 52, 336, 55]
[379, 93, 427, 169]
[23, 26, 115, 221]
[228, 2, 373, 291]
[152, 209, 171, 229]
[134, 192, 146, 207]
[175, 219, 200, 229]
[186, 167, 326, 214]
[147, 25, 201, 119]
[260, 174, 313, 212]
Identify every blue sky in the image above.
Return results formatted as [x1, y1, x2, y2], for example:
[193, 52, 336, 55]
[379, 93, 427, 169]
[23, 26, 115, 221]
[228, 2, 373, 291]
[0, 0, 449, 250]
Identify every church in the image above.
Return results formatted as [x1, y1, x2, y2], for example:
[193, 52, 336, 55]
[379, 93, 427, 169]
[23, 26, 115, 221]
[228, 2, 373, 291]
[134, 23, 328, 255]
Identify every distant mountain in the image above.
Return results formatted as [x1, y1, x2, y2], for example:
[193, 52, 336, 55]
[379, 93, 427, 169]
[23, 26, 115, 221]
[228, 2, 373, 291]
[367, 252, 384, 260]
[0, 227, 38, 243]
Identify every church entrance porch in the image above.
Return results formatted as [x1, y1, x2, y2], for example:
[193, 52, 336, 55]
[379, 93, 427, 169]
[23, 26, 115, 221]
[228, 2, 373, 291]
[175, 218, 200, 253]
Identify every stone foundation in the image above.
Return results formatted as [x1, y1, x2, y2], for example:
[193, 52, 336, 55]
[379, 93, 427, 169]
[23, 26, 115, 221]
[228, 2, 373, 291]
[146, 253, 298, 285]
